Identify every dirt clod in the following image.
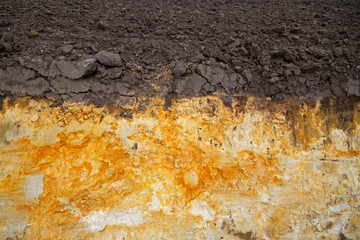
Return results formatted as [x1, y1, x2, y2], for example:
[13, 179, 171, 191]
[95, 51, 123, 67]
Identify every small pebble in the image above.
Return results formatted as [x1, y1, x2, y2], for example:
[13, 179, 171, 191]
[31, 114, 39, 122]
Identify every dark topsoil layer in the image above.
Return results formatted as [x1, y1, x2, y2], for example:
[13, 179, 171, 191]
[0, 0, 360, 105]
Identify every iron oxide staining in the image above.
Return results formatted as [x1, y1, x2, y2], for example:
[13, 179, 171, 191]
[0, 96, 359, 239]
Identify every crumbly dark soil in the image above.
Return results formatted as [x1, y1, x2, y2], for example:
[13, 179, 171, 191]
[0, 0, 359, 105]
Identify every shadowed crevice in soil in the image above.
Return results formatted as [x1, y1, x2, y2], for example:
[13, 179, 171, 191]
[0, 0, 359, 102]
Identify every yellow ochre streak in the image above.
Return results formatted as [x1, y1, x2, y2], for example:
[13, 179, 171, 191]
[0, 96, 359, 239]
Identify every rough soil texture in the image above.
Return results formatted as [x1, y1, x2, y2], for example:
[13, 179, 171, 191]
[1, 97, 359, 239]
[0, 0, 360, 104]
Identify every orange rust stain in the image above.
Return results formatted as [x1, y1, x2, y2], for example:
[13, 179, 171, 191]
[19, 133, 136, 238]
[2, 103, 285, 238]
[0, 97, 359, 239]
[334, 149, 359, 158]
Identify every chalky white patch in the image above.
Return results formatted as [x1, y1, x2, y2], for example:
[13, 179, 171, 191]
[82, 208, 144, 232]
